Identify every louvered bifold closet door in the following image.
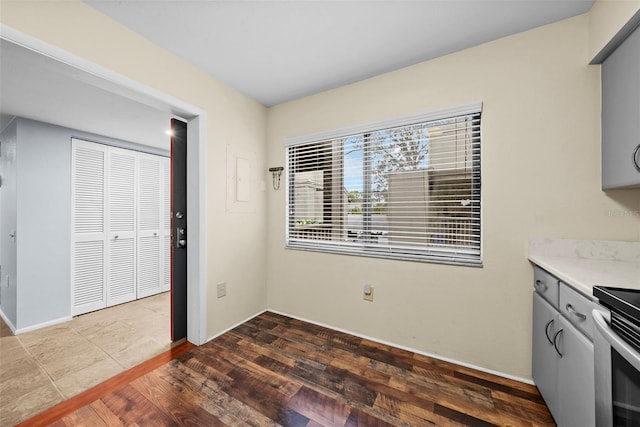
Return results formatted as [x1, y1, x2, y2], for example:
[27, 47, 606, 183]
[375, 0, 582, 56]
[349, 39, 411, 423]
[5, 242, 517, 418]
[71, 139, 107, 315]
[161, 156, 171, 292]
[137, 153, 163, 298]
[107, 147, 137, 306]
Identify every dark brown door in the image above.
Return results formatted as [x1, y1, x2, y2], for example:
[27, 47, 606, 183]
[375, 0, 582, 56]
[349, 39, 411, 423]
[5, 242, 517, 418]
[171, 118, 187, 342]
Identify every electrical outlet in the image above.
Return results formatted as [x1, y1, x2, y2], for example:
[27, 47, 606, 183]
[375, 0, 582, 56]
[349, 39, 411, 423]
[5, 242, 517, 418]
[364, 284, 374, 302]
[217, 282, 227, 298]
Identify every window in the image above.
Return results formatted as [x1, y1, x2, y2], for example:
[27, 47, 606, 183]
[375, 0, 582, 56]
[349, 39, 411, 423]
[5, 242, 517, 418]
[286, 103, 482, 266]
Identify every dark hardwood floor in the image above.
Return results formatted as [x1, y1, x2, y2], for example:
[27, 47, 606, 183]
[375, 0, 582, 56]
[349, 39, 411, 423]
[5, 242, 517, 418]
[23, 311, 554, 426]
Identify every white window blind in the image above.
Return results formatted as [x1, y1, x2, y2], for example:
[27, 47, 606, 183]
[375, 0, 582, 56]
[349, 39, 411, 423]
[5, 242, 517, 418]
[286, 104, 482, 266]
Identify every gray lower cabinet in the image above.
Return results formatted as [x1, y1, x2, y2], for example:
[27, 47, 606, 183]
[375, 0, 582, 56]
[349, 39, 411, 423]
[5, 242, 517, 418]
[532, 273, 596, 426]
[532, 292, 559, 419]
[556, 315, 595, 427]
[602, 23, 640, 189]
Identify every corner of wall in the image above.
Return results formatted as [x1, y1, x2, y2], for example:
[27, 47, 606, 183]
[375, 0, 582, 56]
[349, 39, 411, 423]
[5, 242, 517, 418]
[588, 0, 640, 62]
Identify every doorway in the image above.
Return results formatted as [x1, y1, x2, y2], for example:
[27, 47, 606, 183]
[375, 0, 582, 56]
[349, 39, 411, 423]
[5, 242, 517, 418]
[0, 27, 206, 345]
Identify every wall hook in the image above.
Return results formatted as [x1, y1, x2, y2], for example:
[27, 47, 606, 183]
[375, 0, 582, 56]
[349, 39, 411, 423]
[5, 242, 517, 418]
[269, 167, 284, 190]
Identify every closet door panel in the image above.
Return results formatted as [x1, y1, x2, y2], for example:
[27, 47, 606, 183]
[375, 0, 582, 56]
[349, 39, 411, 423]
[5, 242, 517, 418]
[71, 139, 107, 315]
[107, 148, 137, 306]
[161, 156, 171, 292]
[162, 234, 171, 292]
[138, 235, 161, 297]
[72, 240, 105, 315]
[137, 153, 162, 298]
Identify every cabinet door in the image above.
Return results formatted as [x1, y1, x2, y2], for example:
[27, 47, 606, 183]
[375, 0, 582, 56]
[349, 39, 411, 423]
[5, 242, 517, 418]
[137, 153, 162, 298]
[71, 139, 107, 315]
[557, 316, 596, 427]
[106, 147, 137, 306]
[602, 24, 640, 189]
[532, 292, 559, 421]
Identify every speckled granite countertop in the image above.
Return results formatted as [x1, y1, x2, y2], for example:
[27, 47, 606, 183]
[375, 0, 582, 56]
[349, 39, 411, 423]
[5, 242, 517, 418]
[528, 239, 640, 299]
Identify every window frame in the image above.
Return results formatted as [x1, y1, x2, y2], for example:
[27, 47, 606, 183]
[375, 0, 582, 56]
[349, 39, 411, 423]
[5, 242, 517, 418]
[284, 102, 483, 267]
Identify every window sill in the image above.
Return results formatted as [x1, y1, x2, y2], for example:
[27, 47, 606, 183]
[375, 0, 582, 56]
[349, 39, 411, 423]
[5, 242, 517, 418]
[285, 242, 483, 268]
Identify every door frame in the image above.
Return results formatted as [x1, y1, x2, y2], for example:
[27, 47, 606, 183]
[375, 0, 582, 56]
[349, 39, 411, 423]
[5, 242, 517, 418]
[0, 24, 208, 345]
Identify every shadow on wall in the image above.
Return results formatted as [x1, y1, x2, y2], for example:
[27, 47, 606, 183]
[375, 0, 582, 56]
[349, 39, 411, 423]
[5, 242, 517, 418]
[604, 189, 640, 240]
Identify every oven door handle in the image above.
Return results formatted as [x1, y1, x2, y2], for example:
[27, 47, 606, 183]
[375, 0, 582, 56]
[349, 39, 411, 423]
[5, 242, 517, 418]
[592, 309, 640, 372]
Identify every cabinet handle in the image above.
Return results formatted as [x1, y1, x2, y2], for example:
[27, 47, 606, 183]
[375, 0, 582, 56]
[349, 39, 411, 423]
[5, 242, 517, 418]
[633, 143, 640, 172]
[534, 279, 548, 292]
[566, 303, 587, 321]
[553, 329, 563, 358]
[544, 319, 554, 345]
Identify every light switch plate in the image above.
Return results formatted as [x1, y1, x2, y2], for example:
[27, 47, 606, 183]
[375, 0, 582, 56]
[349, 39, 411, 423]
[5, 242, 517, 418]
[217, 282, 227, 298]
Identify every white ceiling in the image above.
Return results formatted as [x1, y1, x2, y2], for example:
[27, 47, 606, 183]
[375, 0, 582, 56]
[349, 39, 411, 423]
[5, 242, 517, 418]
[0, 39, 172, 149]
[0, 1, 594, 146]
[85, 0, 595, 107]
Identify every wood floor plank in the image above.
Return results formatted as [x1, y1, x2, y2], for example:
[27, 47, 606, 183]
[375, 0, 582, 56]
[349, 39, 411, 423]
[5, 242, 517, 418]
[287, 386, 352, 426]
[131, 368, 226, 426]
[53, 404, 110, 427]
[221, 360, 299, 423]
[22, 312, 555, 427]
[343, 406, 399, 427]
[373, 392, 443, 426]
[454, 371, 545, 405]
[87, 399, 126, 427]
[491, 390, 554, 425]
[235, 335, 298, 369]
[231, 327, 330, 372]
[433, 403, 502, 427]
[198, 387, 284, 427]
[100, 384, 177, 426]
[163, 358, 230, 399]
[207, 341, 303, 399]
[453, 363, 541, 394]
[180, 347, 236, 381]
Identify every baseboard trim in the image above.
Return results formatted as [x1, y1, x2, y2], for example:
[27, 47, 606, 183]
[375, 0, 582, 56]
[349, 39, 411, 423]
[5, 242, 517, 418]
[267, 309, 534, 386]
[14, 315, 73, 335]
[0, 307, 17, 333]
[205, 309, 268, 344]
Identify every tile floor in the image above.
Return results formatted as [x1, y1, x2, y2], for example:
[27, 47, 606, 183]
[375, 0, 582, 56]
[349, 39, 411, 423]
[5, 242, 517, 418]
[0, 292, 172, 426]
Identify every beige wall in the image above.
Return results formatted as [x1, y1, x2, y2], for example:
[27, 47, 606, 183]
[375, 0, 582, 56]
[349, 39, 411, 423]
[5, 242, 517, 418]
[3, 0, 639, 381]
[266, 14, 640, 379]
[589, 0, 640, 60]
[0, 0, 269, 339]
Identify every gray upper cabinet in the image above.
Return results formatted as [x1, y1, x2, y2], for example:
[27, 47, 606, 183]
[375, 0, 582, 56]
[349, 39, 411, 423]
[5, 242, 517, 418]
[602, 24, 640, 189]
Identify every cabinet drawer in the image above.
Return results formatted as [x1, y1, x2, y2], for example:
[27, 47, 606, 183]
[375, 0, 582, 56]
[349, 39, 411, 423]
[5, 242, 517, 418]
[533, 266, 559, 309]
[559, 283, 594, 340]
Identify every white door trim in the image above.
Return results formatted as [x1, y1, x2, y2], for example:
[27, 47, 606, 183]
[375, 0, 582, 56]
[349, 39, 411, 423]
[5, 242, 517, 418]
[0, 24, 208, 345]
